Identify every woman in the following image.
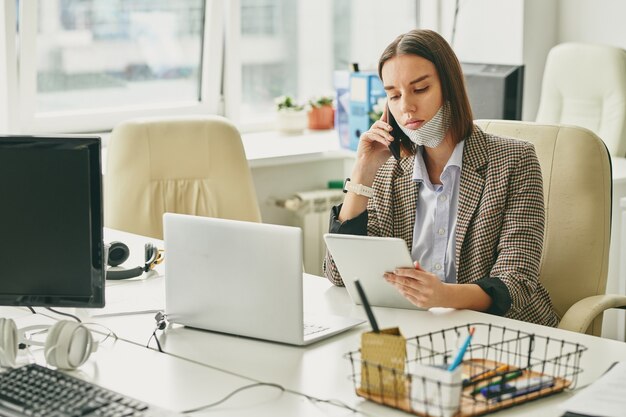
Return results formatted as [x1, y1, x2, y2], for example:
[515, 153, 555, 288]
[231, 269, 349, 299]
[323, 29, 558, 327]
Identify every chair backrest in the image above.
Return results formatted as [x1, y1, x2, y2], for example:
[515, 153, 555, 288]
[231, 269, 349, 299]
[476, 120, 611, 332]
[105, 115, 261, 239]
[536, 42, 626, 157]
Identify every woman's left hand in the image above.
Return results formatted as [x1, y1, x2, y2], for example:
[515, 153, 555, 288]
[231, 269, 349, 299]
[384, 261, 449, 309]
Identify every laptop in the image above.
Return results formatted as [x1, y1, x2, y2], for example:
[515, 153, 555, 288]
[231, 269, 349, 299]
[163, 213, 364, 345]
[324, 233, 424, 310]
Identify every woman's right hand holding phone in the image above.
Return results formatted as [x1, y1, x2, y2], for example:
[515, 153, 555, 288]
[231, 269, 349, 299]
[353, 105, 396, 183]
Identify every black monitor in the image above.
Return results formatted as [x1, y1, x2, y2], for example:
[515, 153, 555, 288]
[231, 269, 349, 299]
[461, 63, 524, 120]
[0, 136, 104, 307]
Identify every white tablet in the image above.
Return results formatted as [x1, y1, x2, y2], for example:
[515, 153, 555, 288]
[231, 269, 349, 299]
[323, 233, 424, 310]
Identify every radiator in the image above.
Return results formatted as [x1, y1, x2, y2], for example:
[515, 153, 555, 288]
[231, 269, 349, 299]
[279, 189, 344, 276]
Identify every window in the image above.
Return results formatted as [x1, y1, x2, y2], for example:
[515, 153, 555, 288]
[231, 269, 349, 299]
[3, 0, 222, 134]
[1, 0, 418, 134]
[234, 0, 418, 130]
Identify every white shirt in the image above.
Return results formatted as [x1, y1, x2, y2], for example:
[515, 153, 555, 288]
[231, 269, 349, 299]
[411, 141, 464, 283]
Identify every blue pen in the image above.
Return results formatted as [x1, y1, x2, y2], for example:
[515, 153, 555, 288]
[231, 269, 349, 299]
[447, 327, 475, 371]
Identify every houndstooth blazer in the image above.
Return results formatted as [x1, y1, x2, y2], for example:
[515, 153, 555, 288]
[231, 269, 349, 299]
[324, 125, 559, 327]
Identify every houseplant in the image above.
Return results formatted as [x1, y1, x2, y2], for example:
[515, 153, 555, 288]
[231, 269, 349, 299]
[307, 95, 335, 130]
[275, 95, 307, 133]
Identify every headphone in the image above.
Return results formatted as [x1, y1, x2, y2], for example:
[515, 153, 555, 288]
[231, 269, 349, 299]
[106, 241, 164, 280]
[0, 318, 97, 370]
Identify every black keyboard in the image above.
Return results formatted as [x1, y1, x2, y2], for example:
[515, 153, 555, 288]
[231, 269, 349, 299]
[0, 364, 182, 417]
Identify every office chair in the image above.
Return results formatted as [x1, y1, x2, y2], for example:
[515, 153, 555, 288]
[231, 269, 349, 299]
[535, 42, 626, 157]
[476, 120, 626, 336]
[105, 115, 262, 239]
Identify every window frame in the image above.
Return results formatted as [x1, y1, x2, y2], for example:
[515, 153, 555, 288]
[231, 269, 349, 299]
[6, 0, 224, 134]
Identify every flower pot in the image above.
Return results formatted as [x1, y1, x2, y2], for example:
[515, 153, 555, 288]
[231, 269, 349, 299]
[308, 105, 335, 130]
[276, 109, 307, 134]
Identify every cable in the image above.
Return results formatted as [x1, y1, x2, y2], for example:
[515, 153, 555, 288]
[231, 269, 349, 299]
[180, 381, 357, 414]
[182, 383, 283, 413]
[44, 307, 82, 323]
[292, 391, 357, 413]
[451, 0, 461, 47]
[146, 329, 163, 352]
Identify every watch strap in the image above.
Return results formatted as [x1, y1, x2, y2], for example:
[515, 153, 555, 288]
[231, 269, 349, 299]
[343, 178, 374, 198]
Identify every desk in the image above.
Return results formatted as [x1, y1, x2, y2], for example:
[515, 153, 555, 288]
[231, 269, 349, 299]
[0, 308, 361, 416]
[83, 228, 626, 416]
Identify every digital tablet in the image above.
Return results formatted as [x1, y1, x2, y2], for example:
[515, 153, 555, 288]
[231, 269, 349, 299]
[323, 233, 424, 310]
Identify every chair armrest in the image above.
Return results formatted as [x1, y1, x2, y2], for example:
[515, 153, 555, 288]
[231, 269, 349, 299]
[559, 294, 626, 334]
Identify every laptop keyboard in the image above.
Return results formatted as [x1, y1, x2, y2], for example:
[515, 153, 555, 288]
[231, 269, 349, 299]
[0, 363, 182, 416]
[303, 322, 330, 336]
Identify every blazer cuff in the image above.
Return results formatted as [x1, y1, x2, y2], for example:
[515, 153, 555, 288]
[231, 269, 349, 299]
[474, 277, 512, 316]
[329, 204, 368, 235]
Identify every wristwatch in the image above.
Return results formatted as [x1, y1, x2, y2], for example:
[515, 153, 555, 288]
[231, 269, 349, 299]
[343, 178, 374, 198]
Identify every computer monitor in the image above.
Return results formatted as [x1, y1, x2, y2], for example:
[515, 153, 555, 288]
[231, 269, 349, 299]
[0, 136, 104, 307]
[461, 63, 524, 121]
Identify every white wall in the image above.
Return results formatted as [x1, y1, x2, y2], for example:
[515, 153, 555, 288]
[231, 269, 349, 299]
[522, 0, 558, 121]
[298, 0, 333, 100]
[441, 0, 525, 66]
[420, 0, 558, 121]
[558, 0, 626, 49]
[349, 0, 418, 72]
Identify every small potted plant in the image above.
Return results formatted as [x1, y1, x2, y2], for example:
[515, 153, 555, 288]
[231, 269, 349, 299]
[368, 97, 387, 124]
[275, 95, 307, 134]
[307, 95, 335, 130]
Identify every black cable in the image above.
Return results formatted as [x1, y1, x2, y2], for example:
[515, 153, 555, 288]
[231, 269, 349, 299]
[180, 381, 357, 414]
[146, 330, 163, 352]
[451, 0, 460, 47]
[45, 307, 82, 323]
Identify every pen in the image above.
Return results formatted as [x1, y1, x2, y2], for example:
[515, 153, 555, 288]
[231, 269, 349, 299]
[354, 280, 380, 333]
[447, 327, 475, 371]
[490, 376, 555, 402]
[470, 370, 523, 396]
[467, 364, 511, 385]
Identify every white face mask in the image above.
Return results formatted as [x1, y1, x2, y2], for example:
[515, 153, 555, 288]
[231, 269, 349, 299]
[398, 102, 451, 148]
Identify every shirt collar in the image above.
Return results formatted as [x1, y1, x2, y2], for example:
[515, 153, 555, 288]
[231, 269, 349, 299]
[412, 140, 465, 183]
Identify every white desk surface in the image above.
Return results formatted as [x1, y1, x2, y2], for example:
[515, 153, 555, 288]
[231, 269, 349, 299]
[1, 308, 358, 417]
[88, 228, 626, 417]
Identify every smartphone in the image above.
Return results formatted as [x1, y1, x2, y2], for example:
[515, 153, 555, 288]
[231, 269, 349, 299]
[386, 105, 403, 160]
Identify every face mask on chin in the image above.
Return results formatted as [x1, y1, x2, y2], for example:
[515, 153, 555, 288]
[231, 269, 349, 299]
[398, 102, 451, 148]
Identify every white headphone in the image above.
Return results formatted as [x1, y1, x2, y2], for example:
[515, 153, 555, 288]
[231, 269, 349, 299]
[0, 318, 97, 370]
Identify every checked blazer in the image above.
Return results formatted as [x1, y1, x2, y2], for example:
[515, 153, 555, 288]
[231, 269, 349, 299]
[324, 125, 559, 327]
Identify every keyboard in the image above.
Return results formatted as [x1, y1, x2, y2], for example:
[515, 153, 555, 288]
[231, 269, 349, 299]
[0, 364, 183, 417]
[303, 322, 330, 336]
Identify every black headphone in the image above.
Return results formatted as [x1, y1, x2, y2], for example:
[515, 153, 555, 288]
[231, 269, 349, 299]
[106, 241, 164, 280]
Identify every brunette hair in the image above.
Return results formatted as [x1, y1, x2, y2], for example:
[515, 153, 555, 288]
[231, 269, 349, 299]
[378, 29, 474, 149]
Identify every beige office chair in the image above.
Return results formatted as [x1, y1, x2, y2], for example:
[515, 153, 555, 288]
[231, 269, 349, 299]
[105, 115, 262, 239]
[536, 42, 626, 157]
[476, 120, 626, 336]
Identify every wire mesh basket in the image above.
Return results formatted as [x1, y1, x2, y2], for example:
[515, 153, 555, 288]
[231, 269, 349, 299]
[345, 322, 587, 417]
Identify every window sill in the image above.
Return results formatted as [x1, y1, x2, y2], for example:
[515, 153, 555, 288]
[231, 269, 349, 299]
[100, 128, 355, 173]
[241, 129, 355, 168]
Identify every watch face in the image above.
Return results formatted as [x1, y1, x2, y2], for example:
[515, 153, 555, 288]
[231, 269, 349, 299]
[343, 178, 350, 193]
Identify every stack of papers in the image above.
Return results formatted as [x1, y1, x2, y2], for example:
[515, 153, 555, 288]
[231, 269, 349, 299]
[559, 362, 626, 417]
